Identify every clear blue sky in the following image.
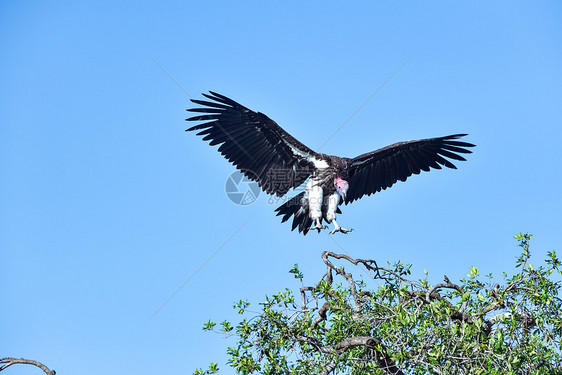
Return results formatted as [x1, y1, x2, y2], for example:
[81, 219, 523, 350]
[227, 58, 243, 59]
[2, 1, 561, 374]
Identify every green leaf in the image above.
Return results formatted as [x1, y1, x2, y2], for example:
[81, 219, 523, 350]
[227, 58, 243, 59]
[289, 264, 304, 281]
[467, 266, 479, 278]
[203, 320, 216, 331]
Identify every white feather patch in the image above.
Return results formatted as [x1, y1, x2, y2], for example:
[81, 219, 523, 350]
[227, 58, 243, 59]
[309, 156, 329, 169]
[285, 141, 329, 170]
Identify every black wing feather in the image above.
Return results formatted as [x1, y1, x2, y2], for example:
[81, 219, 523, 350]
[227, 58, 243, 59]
[186, 92, 317, 196]
[345, 134, 475, 204]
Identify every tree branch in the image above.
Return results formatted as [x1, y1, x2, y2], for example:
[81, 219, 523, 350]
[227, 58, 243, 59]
[321, 251, 494, 335]
[296, 335, 405, 375]
[318, 359, 337, 375]
[0, 358, 55, 375]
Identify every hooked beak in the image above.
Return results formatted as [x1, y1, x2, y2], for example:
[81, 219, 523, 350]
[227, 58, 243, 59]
[341, 193, 346, 202]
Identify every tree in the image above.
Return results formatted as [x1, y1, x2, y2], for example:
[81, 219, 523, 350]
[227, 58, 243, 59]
[196, 234, 562, 374]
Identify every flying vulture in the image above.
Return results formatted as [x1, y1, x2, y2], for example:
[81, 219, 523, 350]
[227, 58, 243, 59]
[186, 92, 475, 235]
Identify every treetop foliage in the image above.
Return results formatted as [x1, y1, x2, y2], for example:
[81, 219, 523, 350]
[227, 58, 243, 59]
[195, 234, 562, 375]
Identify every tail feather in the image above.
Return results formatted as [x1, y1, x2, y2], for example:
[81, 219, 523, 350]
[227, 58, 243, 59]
[275, 192, 312, 235]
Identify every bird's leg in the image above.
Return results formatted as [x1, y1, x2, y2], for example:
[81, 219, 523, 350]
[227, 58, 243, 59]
[324, 192, 352, 234]
[311, 218, 327, 232]
[308, 182, 327, 233]
[330, 219, 353, 234]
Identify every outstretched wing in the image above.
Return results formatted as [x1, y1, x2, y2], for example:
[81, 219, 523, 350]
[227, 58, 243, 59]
[186, 92, 318, 196]
[345, 134, 475, 204]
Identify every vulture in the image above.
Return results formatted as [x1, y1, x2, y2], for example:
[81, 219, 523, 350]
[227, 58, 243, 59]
[186, 92, 475, 235]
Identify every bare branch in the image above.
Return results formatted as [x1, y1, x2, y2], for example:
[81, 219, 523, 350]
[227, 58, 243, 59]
[300, 286, 315, 310]
[0, 358, 55, 375]
[313, 301, 330, 328]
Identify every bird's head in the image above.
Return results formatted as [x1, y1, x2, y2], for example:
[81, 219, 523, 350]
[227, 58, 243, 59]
[334, 176, 349, 202]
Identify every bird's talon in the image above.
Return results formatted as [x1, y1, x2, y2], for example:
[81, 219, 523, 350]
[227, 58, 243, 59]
[330, 227, 353, 234]
[311, 224, 327, 233]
